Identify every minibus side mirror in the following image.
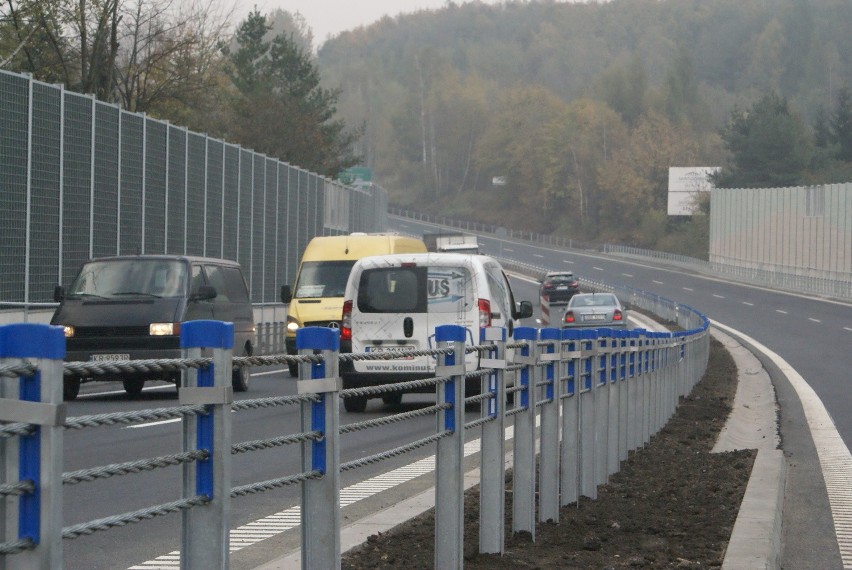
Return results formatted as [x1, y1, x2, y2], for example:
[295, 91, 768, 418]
[54, 285, 65, 303]
[281, 285, 292, 304]
[514, 300, 533, 319]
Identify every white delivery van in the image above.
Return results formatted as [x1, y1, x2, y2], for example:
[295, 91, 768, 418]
[340, 252, 533, 412]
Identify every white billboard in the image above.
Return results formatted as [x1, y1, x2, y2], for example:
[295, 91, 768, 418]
[667, 167, 719, 216]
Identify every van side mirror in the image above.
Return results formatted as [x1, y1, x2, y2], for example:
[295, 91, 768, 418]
[192, 285, 217, 301]
[281, 285, 292, 304]
[514, 300, 533, 320]
[54, 285, 65, 303]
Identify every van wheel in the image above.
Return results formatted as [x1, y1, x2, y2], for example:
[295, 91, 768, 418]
[344, 396, 367, 413]
[123, 377, 145, 396]
[64, 377, 81, 401]
[232, 365, 250, 392]
[382, 393, 403, 406]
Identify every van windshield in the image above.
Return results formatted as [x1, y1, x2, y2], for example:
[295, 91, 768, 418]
[68, 260, 188, 299]
[294, 261, 356, 298]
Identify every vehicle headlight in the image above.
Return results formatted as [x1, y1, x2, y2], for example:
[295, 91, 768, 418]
[63, 325, 75, 338]
[150, 322, 179, 336]
[286, 316, 300, 333]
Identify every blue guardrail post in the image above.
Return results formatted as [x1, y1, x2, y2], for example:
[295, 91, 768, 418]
[512, 326, 538, 538]
[297, 326, 341, 570]
[0, 324, 65, 569]
[179, 320, 234, 569]
[434, 324, 466, 568]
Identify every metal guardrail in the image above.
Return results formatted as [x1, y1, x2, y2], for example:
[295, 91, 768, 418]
[0, 284, 710, 568]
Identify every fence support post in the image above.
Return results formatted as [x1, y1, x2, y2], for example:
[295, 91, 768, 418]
[297, 327, 341, 570]
[179, 320, 234, 570]
[560, 329, 580, 506]
[435, 324, 466, 568]
[0, 324, 66, 569]
[512, 327, 538, 538]
[479, 326, 506, 554]
[579, 330, 597, 499]
[538, 328, 560, 523]
[594, 329, 609, 487]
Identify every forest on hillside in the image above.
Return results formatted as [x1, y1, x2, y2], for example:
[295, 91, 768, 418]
[3, 0, 852, 255]
[316, 0, 852, 254]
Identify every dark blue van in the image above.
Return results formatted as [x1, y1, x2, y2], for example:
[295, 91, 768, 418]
[51, 255, 254, 400]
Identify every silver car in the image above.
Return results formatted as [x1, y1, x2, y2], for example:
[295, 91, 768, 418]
[561, 292, 626, 328]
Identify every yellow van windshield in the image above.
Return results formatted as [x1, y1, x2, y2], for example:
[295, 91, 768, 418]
[294, 261, 356, 298]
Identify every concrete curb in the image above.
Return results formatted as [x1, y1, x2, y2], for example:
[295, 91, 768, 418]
[710, 326, 785, 570]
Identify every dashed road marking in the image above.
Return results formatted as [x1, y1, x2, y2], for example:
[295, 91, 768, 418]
[593, 266, 604, 271]
[776, 310, 788, 315]
[683, 287, 694, 292]
[713, 294, 724, 299]
[563, 260, 574, 264]
[809, 318, 821, 323]
[652, 280, 663, 285]
[743, 302, 754, 306]
[622, 273, 633, 278]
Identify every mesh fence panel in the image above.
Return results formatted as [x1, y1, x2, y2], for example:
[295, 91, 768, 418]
[30, 83, 62, 301]
[223, 145, 240, 261]
[186, 133, 206, 256]
[62, 93, 93, 286]
[0, 73, 30, 302]
[92, 103, 119, 258]
[166, 126, 187, 255]
[205, 138, 224, 258]
[145, 120, 168, 254]
[0, 71, 387, 304]
[119, 112, 144, 255]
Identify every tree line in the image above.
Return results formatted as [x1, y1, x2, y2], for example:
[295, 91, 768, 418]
[3, 0, 852, 256]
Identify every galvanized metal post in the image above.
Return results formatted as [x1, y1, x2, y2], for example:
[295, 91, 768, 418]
[297, 326, 341, 570]
[0, 324, 66, 570]
[560, 329, 580, 507]
[512, 327, 537, 537]
[579, 330, 597, 499]
[435, 324, 466, 568]
[594, 329, 609, 487]
[538, 328, 560, 523]
[606, 331, 621, 477]
[180, 320, 234, 570]
[479, 326, 506, 554]
[618, 330, 630, 463]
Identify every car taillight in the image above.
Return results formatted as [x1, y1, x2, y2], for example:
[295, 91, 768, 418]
[341, 300, 352, 341]
[613, 309, 623, 321]
[564, 311, 575, 324]
[478, 298, 491, 328]
[570, 281, 579, 287]
[543, 281, 552, 287]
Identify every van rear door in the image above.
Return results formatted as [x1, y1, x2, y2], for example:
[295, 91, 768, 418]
[351, 265, 431, 374]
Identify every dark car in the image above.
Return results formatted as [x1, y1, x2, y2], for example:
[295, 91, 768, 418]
[539, 271, 580, 304]
[51, 255, 255, 400]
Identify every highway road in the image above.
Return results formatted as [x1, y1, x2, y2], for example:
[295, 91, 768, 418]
[391, 216, 852, 568]
[56, 218, 851, 568]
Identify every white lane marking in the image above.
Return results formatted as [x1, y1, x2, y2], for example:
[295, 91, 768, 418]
[593, 266, 604, 271]
[809, 318, 821, 323]
[845, 327, 852, 332]
[652, 280, 664, 285]
[712, 320, 852, 569]
[622, 273, 633, 278]
[776, 310, 788, 315]
[743, 302, 754, 306]
[130, 421, 529, 568]
[563, 260, 574, 264]
[713, 294, 725, 299]
[683, 287, 694, 292]
[533, 254, 544, 258]
[504, 248, 514, 252]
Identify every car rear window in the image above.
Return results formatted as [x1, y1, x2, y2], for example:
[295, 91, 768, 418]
[357, 266, 472, 314]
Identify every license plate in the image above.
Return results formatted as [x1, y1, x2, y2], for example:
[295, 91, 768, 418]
[556, 286, 568, 290]
[583, 314, 606, 322]
[366, 345, 414, 353]
[90, 353, 130, 362]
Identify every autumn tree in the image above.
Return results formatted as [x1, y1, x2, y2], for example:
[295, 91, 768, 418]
[831, 86, 852, 161]
[222, 9, 359, 176]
